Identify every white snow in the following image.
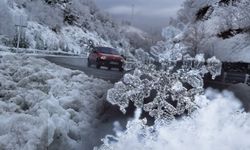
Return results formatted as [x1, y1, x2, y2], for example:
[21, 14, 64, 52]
[120, 25, 149, 41]
[25, 22, 112, 55]
[97, 89, 250, 150]
[0, 55, 112, 150]
[203, 34, 250, 63]
[175, 0, 250, 63]
[228, 83, 250, 111]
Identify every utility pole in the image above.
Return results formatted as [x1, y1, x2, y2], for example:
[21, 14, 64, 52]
[17, 25, 20, 50]
[15, 25, 26, 50]
[15, 15, 27, 50]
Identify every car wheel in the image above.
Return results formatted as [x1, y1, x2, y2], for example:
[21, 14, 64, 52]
[96, 61, 101, 69]
[119, 67, 124, 72]
[108, 66, 111, 70]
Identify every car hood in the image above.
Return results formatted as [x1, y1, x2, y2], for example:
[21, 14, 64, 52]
[100, 53, 123, 59]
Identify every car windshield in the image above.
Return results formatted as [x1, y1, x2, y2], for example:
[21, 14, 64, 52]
[95, 47, 119, 55]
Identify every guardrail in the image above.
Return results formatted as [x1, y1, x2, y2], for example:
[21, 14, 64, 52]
[124, 59, 250, 87]
[0, 45, 88, 57]
[208, 71, 250, 86]
[245, 74, 250, 85]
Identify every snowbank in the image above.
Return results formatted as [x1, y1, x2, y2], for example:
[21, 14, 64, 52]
[97, 89, 250, 150]
[0, 55, 112, 150]
[228, 83, 250, 111]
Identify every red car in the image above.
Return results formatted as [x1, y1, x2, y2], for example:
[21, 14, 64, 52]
[87, 47, 125, 71]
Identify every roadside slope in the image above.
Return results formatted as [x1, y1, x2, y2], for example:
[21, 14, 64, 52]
[0, 55, 112, 150]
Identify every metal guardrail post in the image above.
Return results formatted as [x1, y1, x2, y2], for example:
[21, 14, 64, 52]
[222, 72, 227, 83]
[245, 74, 249, 84]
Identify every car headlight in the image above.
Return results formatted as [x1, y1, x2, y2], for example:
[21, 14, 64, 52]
[100, 56, 107, 60]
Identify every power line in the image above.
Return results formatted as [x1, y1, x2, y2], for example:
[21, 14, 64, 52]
[131, 3, 135, 25]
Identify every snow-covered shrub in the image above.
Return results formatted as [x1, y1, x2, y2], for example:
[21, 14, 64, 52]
[24, 21, 112, 53]
[0, 1, 15, 43]
[0, 55, 112, 150]
[11, 0, 64, 29]
[120, 25, 154, 50]
[4, 0, 130, 54]
[96, 89, 250, 150]
[161, 26, 182, 41]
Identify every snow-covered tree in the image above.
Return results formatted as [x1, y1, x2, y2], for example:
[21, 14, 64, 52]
[0, 1, 15, 37]
[1, 0, 131, 53]
[172, 0, 250, 61]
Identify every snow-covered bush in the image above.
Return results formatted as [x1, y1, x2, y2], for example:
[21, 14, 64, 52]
[0, 1, 15, 38]
[27, 1, 64, 29]
[0, 55, 112, 150]
[120, 25, 155, 50]
[25, 21, 112, 53]
[96, 89, 250, 150]
[3, 0, 130, 54]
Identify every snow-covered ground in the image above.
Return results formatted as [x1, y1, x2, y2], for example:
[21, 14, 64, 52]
[26, 22, 112, 55]
[0, 55, 112, 150]
[228, 83, 250, 111]
[0, 0, 131, 57]
[97, 89, 250, 150]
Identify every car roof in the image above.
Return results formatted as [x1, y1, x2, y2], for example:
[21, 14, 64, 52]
[93, 47, 120, 55]
[95, 47, 115, 50]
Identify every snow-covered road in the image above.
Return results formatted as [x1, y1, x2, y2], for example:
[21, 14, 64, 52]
[42, 56, 124, 83]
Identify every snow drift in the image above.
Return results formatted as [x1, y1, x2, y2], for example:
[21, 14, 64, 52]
[97, 89, 250, 150]
[0, 55, 112, 150]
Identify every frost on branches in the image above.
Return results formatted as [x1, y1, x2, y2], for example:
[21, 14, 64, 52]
[107, 49, 222, 120]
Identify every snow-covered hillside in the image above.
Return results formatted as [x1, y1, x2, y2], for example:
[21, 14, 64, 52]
[120, 25, 157, 51]
[0, 0, 130, 55]
[0, 55, 112, 149]
[25, 21, 112, 54]
[121, 25, 149, 41]
[167, 0, 250, 63]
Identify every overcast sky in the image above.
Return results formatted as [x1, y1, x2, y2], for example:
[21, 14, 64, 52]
[95, 0, 184, 32]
